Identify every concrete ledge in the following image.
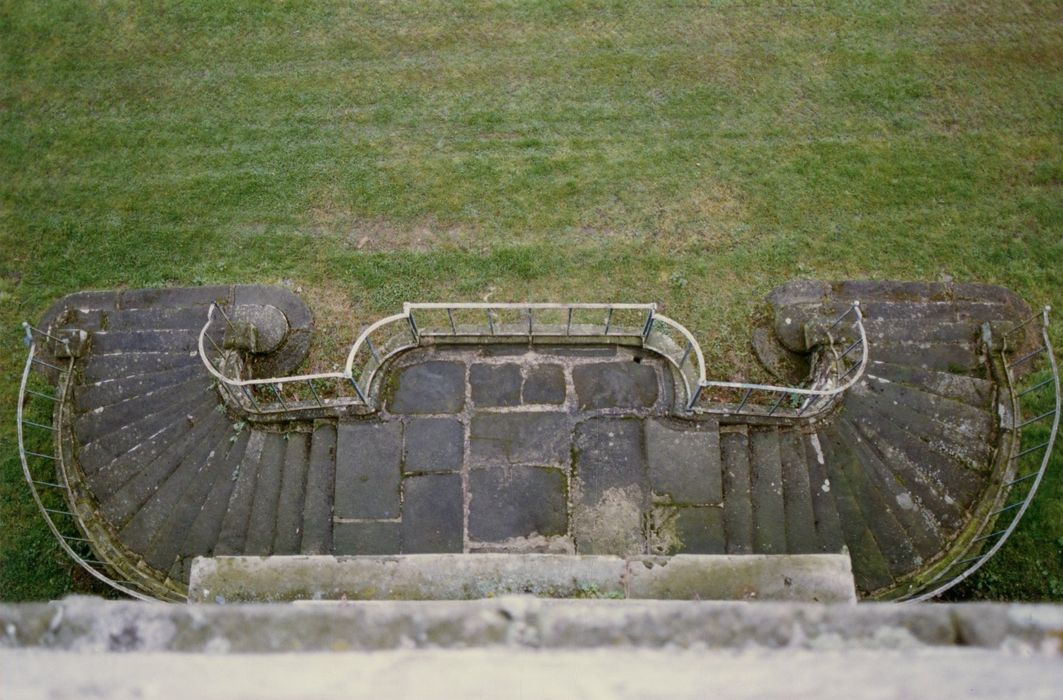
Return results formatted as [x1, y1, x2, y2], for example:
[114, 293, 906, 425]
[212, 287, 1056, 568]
[187, 553, 857, 603]
[3, 596, 1063, 654]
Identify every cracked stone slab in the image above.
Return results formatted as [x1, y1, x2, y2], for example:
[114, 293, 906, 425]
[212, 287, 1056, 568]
[401, 473, 463, 553]
[469, 412, 571, 467]
[470, 363, 522, 407]
[334, 422, 401, 519]
[522, 364, 566, 404]
[403, 417, 464, 473]
[468, 466, 568, 542]
[388, 361, 466, 414]
[572, 361, 659, 409]
[645, 418, 721, 505]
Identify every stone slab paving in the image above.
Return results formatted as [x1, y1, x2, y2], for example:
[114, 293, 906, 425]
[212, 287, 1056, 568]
[331, 344, 729, 557]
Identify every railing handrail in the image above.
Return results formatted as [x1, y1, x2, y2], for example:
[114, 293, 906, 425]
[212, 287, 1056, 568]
[902, 306, 1059, 602]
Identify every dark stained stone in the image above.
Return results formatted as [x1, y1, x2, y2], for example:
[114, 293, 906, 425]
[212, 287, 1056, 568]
[522, 364, 566, 404]
[334, 421, 401, 519]
[468, 466, 567, 541]
[749, 429, 787, 554]
[675, 506, 726, 554]
[401, 473, 463, 553]
[388, 361, 466, 414]
[572, 361, 658, 409]
[720, 431, 753, 555]
[645, 418, 721, 505]
[404, 417, 464, 473]
[573, 417, 647, 505]
[272, 432, 311, 555]
[333, 522, 401, 555]
[536, 345, 617, 357]
[470, 363, 522, 407]
[469, 412, 570, 467]
[301, 422, 337, 555]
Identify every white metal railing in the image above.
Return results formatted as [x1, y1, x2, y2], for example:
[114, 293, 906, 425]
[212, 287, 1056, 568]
[899, 306, 1060, 602]
[199, 300, 868, 420]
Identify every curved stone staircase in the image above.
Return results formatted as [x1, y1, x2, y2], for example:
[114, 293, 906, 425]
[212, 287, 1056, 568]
[17, 281, 1058, 601]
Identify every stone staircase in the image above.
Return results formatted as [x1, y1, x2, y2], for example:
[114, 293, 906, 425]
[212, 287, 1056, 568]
[18, 281, 1058, 601]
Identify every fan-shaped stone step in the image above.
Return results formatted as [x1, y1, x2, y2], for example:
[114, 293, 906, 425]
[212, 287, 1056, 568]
[74, 363, 204, 413]
[778, 430, 819, 553]
[244, 432, 288, 555]
[81, 351, 201, 384]
[802, 433, 846, 554]
[73, 377, 213, 442]
[866, 361, 994, 409]
[105, 306, 212, 331]
[215, 430, 268, 556]
[91, 330, 201, 355]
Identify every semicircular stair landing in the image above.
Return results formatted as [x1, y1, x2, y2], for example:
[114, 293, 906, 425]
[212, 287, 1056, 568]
[30, 281, 1041, 600]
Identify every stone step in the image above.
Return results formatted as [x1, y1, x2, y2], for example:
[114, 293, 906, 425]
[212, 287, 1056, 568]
[645, 417, 721, 506]
[836, 419, 945, 564]
[74, 363, 205, 413]
[81, 351, 201, 384]
[214, 430, 268, 556]
[85, 394, 219, 498]
[272, 432, 311, 555]
[164, 429, 252, 578]
[105, 306, 212, 331]
[91, 329, 202, 355]
[242, 432, 287, 556]
[117, 285, 230, 310]
[801, 433, 846, 554]
[720, 430, 753, 554]
[73, 377, 212, 443]
[819, 426, 922, 581]
[815, 430, 894, 594]
[300, 422, 337, 555]
[777, 430, 819, 553]
[807, 319, 982, 348]
[117, 417, 232, 555]
[867, 361, 994, 409]
[866, 341, 982, 373]
[748, 429, 787, 554]
[99, 407, 230, 529]
[844, 412, 971, 529]
[844, 392, 993, 474]
[142, 429, 243, 573]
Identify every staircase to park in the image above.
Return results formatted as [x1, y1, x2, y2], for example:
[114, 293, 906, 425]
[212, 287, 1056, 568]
[16, 281, 1059, 603]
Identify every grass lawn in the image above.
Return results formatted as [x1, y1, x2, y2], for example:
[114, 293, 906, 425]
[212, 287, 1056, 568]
[1, 0, 1060, 600]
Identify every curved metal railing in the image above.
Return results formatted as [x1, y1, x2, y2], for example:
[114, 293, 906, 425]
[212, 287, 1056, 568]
[898, 306, 1059, 602]
[200, 300, 868, 420]
[17, 325, 160, 601]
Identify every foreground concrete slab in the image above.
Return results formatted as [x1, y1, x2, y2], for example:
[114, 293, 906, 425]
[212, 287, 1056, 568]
[186, 553, 857, 603]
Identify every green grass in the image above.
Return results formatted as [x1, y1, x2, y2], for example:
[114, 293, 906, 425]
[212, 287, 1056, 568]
[1, 0, 1060, 600]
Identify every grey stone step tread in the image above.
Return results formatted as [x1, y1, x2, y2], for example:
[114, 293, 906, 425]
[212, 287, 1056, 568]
[720, 431, 753, 554]
[90, 329, 201, 354]
[78, 387, 216, 477]
[864, 343, 981, 373]
[810, 320, 982, 348]
[98, 407, 230, 529]
[167, 429, 253, 572]
[843, 411, 973, 528]
[801, 434, 846, 554]
[73, 377, 213, 443]
[855, 375, 995, 447]
[748, 429, 787, 554]
[243, 432, 288, 555]
[142, 428, 242, 572]
[118, 285, 231, 310]
[272, 432, 311, 555]
[793, 298, 1021, 323]
[844, 392, 992, 474]
[819, 426, 923, 580]
[214, 430, 268, 556]
[300, 423, 337, 555]
[836, 418, 945, 564]
[813, 430, 894, 594]
[777, 430, 819, 553]
[116, 416, 232, 556]
[104, 306, 212, 331]
[81, 351, 201, 384]
[84, 394, 220, 498]
[867, 361, 994, 409]
[74, 364, 205, 413]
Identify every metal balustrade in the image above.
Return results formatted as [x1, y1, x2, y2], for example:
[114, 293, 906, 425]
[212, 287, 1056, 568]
[898, 307, 1060, 602]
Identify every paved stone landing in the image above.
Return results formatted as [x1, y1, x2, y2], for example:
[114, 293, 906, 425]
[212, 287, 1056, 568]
[331, 344, 726, 557]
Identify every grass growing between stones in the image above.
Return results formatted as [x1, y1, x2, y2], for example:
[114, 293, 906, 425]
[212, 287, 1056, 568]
[1, 0, 1061, 600]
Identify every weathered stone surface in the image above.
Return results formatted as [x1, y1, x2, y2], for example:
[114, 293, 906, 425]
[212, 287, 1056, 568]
[214, 430, 267, 555]
[404, 417, 464, 473]
[333, 522, 402, 555]
[749, 429, 787, 554]
[573, 417, 647, 504]
[522, 364, 566, 404]
[867, 361, 993, 408]
[674, 506, 726, 554]
[74, 363, 203, 413]
[335, 421, 402, 519]
[388, 360, 466, 414]
[468, 466, 567, 541]
[469, 412, 570, 467]
[185, 553, 856, 603]
[720, 431, 753, 555]
[402, 473, 463, 553]
[645, 418, 721, 505]
[301, 423, 337, 555]
[778, 431, 819, 554]
[80, 350, 201, 384]
[470, 363, 522, 406]
[272, 432, 310, 555]
[229, 304, 289, 354]
[572, 361, 658, 409]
